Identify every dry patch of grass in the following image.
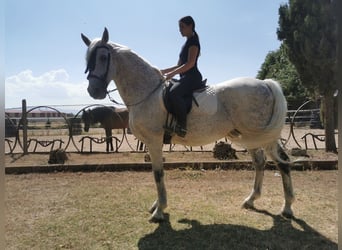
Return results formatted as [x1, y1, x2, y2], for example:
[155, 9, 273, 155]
[5, 170, 337, 249]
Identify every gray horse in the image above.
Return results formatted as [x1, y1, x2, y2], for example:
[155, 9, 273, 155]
[81, 28, 294, 222]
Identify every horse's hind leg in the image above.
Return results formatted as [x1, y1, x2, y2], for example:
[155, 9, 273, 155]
[269, 142, 295, 218]
[109, 137, 113, 151]
[105, 139, 113, 152]
[242, 148, 266, 209]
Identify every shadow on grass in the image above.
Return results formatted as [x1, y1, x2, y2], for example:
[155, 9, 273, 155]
[138, 209, 337, 250]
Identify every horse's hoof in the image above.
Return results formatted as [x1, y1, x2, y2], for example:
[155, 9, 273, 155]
[149, 206, 165, 223]
[280, 204, 294, 218]
[149, 214, 165, 223]
[242, 201, 254, 210]
[281, 210, 294, 219]
[149, 216, 165, 223]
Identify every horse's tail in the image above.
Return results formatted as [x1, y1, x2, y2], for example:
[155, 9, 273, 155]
[263, 79, 291, 164]
[263, 79, 287, 133]
[227, 78, 289, 162]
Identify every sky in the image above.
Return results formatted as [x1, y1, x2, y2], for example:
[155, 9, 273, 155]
[5, 0, 287, 111]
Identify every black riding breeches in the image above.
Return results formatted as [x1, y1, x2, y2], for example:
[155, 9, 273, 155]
[168, 73, 203, 127]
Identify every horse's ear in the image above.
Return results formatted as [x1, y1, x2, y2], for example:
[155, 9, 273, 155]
[81, 33, 91, 47]
[102, 27, 109, 43]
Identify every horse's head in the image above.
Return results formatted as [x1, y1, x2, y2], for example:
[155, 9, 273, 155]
[81, 28, 112, 100]
[81, 109, 92, 132]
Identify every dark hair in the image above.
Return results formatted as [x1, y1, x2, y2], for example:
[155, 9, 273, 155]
[179, 16, 199, 41]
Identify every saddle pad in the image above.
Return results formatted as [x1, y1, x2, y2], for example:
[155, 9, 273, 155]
[192, 86, 217, 115]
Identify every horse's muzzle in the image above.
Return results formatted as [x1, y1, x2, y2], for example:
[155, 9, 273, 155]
[87, 85, 107, 100]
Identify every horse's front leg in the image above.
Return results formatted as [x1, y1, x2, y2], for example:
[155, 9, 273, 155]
[148, 144, 167, 223]
[105, 129, 113, 152]
[105, 139, 109, 152]
[109, 137, 113, 151]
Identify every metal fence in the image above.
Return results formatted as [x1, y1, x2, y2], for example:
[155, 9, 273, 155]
[5, 100, 330, 155]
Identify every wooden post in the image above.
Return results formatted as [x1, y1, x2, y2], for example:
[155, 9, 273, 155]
[336, 0, 341, 140]
[22, 99, 28, 154]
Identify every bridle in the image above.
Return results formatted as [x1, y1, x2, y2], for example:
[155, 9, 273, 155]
[85, 44, 165, 107]
[84, 45, 111, 83]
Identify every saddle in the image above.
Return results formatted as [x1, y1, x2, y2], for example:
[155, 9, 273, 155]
[162, 79, 217, 143]
[162, 78, 208, 115]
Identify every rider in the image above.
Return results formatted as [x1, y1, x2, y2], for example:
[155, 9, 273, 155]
[161, 16, 204, 137]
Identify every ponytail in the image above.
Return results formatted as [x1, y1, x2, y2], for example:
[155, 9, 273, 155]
[193, 30, 200, 42]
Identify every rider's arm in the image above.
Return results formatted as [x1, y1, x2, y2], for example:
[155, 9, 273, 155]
[163, 45, 198, 80]
[160, 59, 182, 75]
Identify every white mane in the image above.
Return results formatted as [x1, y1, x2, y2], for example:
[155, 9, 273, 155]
[109, 43, 164, 84]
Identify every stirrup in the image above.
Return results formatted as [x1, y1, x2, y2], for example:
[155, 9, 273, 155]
[175, 124, 187, 138]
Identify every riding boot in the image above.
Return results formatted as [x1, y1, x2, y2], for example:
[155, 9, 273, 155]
[175, 120, 187, 137]
[175, 111, 187, 137]
[168, 86, 188, 137]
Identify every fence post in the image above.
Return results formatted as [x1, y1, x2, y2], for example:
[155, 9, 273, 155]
[22, 99, 28, 154]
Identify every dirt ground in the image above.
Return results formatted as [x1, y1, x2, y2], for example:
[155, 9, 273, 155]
[5, 149, 338, 168]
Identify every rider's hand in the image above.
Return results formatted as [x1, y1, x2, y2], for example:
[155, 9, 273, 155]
[164, 72, 174, 80]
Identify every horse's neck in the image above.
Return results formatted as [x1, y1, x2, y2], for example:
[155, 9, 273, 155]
[112, 47, 163, 106]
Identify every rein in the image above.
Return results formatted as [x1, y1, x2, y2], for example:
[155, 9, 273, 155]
[107, 88, 123, 106]
[107, 80, 165, 107]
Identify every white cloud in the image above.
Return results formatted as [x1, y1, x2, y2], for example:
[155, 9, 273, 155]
[5, 69, 120, 110]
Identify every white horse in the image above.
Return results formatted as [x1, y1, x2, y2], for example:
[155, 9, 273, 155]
[81, 28, 294, 222]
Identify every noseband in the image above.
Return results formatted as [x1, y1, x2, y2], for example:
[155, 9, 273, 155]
[84, 45, 111, 83]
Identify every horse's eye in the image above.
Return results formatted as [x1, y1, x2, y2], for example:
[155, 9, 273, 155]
[100, 55, 107, 62]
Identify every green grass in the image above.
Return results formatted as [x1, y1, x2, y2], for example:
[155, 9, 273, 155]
[5, 170, 338, 249]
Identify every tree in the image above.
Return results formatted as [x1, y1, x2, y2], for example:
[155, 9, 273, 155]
[257, 44, 310, 109]
[277, 0, 337, 152]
